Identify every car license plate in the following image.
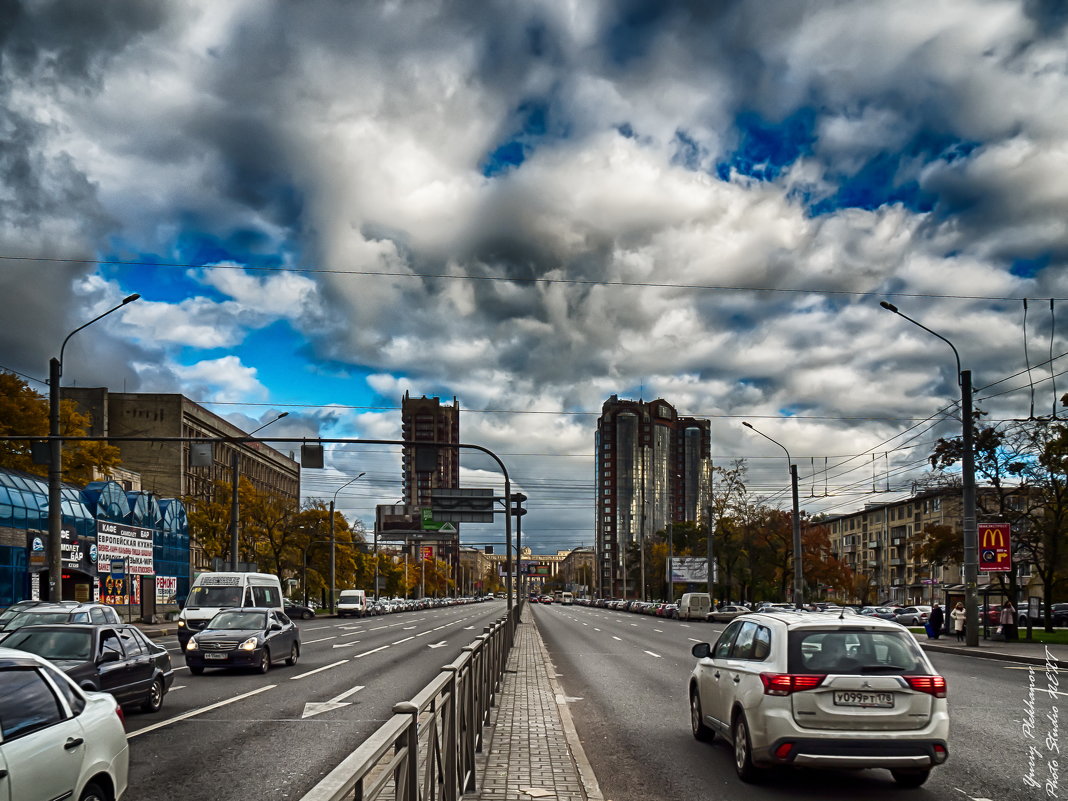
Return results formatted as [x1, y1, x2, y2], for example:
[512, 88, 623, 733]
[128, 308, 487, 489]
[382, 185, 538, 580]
[204, 653, 228, 660]
[833, 691, 893, 708]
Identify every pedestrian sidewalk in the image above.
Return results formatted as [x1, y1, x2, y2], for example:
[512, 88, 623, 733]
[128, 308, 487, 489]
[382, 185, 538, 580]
[470, 605, 602, 801]
[918, 633, 1068, 668]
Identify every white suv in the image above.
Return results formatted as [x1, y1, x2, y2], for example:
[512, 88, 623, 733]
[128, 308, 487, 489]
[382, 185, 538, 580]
[689, 612, 949, 787]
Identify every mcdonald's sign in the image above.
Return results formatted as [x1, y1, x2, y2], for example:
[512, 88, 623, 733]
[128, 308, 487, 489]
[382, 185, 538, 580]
[978, 523, 1011, 572]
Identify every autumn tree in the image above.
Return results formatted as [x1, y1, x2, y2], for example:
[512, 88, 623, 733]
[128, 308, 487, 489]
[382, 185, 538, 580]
[0, 372, 122, 484]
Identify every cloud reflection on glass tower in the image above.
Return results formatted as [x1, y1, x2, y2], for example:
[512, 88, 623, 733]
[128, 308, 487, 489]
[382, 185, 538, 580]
[595, 395, 711, 598]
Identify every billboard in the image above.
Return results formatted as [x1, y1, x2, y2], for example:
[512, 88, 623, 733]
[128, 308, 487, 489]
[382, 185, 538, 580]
[978, 523, 1012, 572]
[670, 558, 709, 583]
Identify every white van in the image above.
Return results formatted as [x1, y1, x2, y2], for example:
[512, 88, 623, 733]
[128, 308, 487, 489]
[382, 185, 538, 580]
[560, 592, 574, 605]
[677, 592, 712, 621]
[337, 589, 368, 618]
[177, 572, 283, 646]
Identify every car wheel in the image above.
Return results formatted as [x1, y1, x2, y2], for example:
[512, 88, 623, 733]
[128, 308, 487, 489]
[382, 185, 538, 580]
[891, 769, 931, 787]
[303, 610, 314, 620]
[258, 647, 271, 674]
[732, 713, 762, 783]
[141, 677, 165, 713]
[79, 781, 107, 801]
[189, 665, 204, 675]
[690, 690, 715, 742]
[285, 642, 299, 666]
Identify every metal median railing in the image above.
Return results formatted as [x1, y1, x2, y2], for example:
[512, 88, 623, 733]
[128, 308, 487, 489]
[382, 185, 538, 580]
[300, 603, 522, 801]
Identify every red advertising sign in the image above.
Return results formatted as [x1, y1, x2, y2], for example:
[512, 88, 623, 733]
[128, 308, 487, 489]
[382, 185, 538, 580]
[420, 546, 434, 561]
[978, 523, 1012, 572]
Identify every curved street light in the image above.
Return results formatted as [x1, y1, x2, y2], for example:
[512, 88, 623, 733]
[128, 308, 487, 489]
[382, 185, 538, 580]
[48, 293, 141, 602]
[329, 472, 366, 613]
[742, 421, 804, 608]
[230, 411, 289, 571]
[880, 300, 978, 646]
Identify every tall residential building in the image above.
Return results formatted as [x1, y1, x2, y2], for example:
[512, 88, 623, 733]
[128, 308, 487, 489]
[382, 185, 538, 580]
[400, 392, 460, 509]
[400, 392, 461, 573]
[595, 395, 712, 598]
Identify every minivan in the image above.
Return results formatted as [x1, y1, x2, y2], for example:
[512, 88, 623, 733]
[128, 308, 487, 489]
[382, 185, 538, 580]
[337, 589, 368, 618]
[677, 592, 712, 621]
[177, 572, 284, 647]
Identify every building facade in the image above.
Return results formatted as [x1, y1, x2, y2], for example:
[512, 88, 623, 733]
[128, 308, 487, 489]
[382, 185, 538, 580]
[821, 487, 1037, 605]
[595, 396, 712, 598]
[65, 389, 300, 572]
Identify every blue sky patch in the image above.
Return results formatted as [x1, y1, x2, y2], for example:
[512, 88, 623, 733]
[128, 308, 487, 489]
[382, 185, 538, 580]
[1010, 254, 1050, 278]
[716, 109, 817, 182]
[481, 99, 551, 177]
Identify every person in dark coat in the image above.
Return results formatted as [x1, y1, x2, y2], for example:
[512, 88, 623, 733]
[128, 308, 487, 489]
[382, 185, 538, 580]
[928, 604, 945, 639]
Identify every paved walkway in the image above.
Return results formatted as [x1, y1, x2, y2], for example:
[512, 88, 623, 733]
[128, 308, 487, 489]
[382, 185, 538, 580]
[470, 605, 601, 801]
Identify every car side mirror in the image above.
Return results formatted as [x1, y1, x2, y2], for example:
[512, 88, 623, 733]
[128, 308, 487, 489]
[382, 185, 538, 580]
[270, 623, 282, 632]
[691, 642, 711, 659]
[98, 649, 121, 664]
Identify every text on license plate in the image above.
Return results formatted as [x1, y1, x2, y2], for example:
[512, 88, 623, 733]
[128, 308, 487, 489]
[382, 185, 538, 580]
[832, 691, 893, 708]
[204, 653, 228, 660]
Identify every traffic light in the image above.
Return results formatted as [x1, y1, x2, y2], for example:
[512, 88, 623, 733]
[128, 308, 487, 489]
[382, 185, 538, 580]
[511, 492, 527, 517]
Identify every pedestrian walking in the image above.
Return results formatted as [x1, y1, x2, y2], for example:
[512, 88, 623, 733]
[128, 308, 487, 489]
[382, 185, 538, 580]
[1000, 600, 1018, 641]
[950, 602, 966, 642]
[928, 603, 944, 640]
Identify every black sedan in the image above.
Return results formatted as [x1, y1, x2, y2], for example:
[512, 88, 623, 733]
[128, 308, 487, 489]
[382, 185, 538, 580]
[284, 600, 316, 620]
[3, 622, 174, 712]
[184, 608, 300, 675]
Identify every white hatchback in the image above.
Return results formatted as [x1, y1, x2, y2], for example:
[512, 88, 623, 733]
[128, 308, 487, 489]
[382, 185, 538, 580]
[0, 647, 129, 801]
[689, 612, 949, 787]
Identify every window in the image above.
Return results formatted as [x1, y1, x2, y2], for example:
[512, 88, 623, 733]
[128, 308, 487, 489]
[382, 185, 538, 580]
[252, 585, 279, 607]
[100, 630, 124, 658]
[119, 628, 145, 656]
[714, 620, 743, 659]
[0, 667, 65, 740]
[91, 608, 107, 624]
[46, 665, 86, 715]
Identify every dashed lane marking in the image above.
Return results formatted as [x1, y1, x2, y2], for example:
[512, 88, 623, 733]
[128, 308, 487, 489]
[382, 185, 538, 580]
[290, 659, 350, 680]
[127, 684, 276, 739]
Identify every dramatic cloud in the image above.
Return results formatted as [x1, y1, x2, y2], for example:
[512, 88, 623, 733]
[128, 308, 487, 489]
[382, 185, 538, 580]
[1, 0, 1066, 550]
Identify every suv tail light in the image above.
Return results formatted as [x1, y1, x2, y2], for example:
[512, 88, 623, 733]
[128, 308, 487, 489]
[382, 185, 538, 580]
[114, 701, 126, 725]
[760, 673, 826, 696]
[904, 675, 947, 698]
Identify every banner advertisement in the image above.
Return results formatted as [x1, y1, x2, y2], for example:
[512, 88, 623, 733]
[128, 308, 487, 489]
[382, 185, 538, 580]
[978, 523, 1012, 572]
[156, 575, 178, 604]
[99, 573, 140, 606]
[670, 557, 709, 583]
[96, 520, 154, 575]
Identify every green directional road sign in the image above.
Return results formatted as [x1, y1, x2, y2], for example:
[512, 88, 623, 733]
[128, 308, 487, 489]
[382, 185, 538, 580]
[421, 509, 457, 533]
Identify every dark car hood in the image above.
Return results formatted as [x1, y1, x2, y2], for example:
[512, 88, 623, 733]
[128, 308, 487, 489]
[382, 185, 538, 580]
[195, 628, 265, 641]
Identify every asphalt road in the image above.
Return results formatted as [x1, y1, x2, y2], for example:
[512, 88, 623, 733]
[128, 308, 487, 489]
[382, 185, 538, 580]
[534, 604, 1064, 801]
[121, 600, 508, 801]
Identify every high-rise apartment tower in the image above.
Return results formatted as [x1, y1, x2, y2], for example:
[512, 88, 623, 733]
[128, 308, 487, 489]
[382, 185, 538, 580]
[595, 395, 711, 598]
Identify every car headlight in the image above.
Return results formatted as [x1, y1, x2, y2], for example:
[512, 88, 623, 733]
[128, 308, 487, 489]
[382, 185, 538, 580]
[238, 636, 259, 651]
[178, 619, 186, 628]
[185, 638, 198, 651]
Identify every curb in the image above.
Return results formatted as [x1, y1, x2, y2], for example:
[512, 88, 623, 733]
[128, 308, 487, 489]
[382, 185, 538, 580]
[919, 642, 1068, 669]
[529, 613, 605, 801]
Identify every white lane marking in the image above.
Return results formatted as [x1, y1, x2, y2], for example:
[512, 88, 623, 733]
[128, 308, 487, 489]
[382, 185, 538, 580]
[170, 685, 186, 691]
[644, 651, 662, 659]
[354, 645, 390, 658]
[679, 624, 691, 628]
[687, 638, 702, 642]
[630, 623, 638, 627]
[612, 636, 622, 641]
[332, 640, 363, 650]
[303, 635, 339, 643]
[653, 629, 663, 633]
[127, 684, 275, 739]
[301, 685, 365, 719]
[403, 626, 417, 630]
[338, 630, 363, 639]
[427, 641, 448, 649]
[593, 628, 601, 632]
[392, 636, 415, 645]
[290, 660, 350, 680]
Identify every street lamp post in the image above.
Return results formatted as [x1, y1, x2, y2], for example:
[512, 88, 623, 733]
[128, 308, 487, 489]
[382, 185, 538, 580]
[230, 412, 289, 571]
[48, 293, 140, 602]
[742, 422, 803, 609]
[329, 472, 366, 614]
[880, 300, 979, 647]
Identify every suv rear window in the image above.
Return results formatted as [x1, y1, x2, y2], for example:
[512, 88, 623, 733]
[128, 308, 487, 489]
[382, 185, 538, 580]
[788, 629, 930, 675]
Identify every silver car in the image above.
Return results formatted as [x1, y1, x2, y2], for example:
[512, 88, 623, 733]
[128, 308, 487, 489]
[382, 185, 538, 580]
[893, 606, 932, 626]
[688, 612, 949, 786]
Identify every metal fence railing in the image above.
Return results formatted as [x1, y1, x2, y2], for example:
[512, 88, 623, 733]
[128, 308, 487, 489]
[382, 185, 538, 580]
[300, 603, 522, 801]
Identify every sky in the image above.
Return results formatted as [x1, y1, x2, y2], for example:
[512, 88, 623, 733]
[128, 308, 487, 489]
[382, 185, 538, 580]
[1, 0, 1067, 554]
